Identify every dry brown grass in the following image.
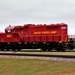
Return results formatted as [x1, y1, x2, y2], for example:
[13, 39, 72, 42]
[0, 59, 75, 75]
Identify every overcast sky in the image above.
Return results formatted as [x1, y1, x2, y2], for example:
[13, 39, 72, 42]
[0, 0, 75, 35]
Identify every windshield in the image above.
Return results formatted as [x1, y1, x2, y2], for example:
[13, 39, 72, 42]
[5, 30, 11, 34]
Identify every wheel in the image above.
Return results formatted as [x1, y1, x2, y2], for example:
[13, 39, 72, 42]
[1, 48, 4, 51]
[17, 49, 20, 51]
[41, 47, 47, 52]
[55, 45, 62, 52]
[47, 47, 52, 52]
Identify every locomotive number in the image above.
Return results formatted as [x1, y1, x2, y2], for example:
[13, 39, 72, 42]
[7, 35, 11, 37]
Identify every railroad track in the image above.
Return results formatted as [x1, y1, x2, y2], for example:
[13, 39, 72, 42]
[0, 52, 75, 58]
[0, 52, 75, 62]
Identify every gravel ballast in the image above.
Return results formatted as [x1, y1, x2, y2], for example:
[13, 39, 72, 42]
[0, 55, 75, 62]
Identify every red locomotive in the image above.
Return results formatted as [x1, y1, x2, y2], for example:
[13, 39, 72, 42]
[0, 23, 68, 51]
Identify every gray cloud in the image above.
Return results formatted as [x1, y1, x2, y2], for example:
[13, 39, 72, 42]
[0, 0, 75, 34]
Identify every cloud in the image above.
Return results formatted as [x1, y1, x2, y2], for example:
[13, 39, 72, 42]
[0, 0, 75, 34]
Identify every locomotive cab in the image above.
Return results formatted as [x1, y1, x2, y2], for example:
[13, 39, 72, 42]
[5, 25, 15, 34]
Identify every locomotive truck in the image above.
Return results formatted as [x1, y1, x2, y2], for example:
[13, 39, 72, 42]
[0, 23, 70, 51]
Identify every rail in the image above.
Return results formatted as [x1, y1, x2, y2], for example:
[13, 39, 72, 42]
[0, 52, 75, 58]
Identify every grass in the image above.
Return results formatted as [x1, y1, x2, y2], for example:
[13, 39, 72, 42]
[0, 59, 75, 75]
